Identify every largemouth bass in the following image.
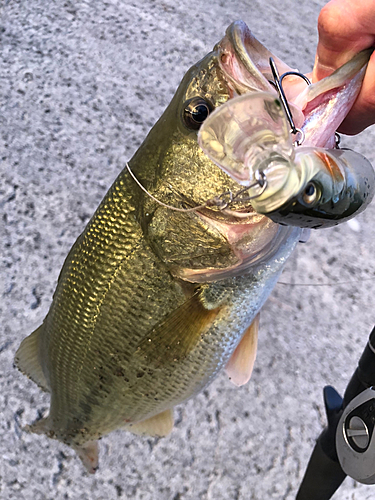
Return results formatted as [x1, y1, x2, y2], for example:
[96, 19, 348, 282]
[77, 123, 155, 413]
[15, 20, 373, 473]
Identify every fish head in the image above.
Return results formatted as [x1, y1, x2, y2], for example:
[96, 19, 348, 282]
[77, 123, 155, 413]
[197, 22, 374, 228]
[132, 22, 304, 282]
[134, 20, 302, 216]
[134, 22, 290, 214]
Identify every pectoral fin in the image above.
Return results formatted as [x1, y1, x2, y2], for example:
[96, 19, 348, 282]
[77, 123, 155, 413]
[225, 313, 259, 386]
[135, 291, 223, 368]
[14, 325, 50, 392]
[125, 409, 174, 437]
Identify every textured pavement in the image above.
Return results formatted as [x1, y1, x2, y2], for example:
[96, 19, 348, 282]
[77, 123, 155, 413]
[1, 1, 375, 499]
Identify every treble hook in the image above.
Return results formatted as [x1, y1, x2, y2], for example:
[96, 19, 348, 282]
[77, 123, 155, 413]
[269, 57, 311, 146]
[213, 171, 268, 210]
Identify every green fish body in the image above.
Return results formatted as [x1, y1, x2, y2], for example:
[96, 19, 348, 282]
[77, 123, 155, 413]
[15, 21, 371, 472]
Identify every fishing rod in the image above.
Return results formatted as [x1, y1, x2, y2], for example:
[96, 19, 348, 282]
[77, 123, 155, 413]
[296, 325, 375, 499]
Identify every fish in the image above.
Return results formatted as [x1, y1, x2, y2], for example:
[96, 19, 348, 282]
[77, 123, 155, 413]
[14, 20, 373, 473]
[198, 54, 375, 229]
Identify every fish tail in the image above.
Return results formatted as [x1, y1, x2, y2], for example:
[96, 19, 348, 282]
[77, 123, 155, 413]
[27, 417, 99, 474]
[25, 415, 51, 435]
[71, 440, 99, 474]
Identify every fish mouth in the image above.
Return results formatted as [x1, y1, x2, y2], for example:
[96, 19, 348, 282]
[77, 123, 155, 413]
[216, 21, 372, 146]
[216, 20, 292, 96]
[202, 22, 373, 226]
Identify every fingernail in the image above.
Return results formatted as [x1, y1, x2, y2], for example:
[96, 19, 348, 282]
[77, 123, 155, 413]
[312, 55, 336, 82]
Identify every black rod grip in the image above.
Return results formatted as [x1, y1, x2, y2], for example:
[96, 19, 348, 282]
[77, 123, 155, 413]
[343, 326, 375, 407]
[296, 439, 347, 500]
[296, 325, 375, 499]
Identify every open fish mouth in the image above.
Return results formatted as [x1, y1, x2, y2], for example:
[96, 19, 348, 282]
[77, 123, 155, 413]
[198, 22, 374, 227]
[215, 21, 372, 146]
[215, 20, 291, 96]
[216, 21, 372, 124]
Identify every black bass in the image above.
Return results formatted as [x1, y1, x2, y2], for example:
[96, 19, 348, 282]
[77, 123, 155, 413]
[15, 21, 372, 473]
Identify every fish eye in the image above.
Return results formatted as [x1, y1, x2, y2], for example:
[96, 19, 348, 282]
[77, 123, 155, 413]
[183, 97, 211, 130]
[301, 182, 319, 206]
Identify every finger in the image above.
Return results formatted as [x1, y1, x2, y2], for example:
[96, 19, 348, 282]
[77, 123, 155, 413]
[339, 51, 375, 134]
[313, 0, 375, 82]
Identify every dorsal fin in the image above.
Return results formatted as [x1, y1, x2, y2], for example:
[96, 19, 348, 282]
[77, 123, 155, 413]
[225, 313, 259, 386]
[14, 325, 50, 392]
[124, 409, 174, 437]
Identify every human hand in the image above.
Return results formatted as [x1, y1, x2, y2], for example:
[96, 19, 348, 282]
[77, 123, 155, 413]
[313, 0, 375, 134]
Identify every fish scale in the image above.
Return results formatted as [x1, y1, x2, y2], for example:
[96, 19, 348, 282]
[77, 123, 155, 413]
[42, 176, 189, 440]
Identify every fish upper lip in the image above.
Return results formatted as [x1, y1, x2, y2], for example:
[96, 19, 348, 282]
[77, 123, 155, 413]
[213, 22, 304, 134]
[216, 21, 273, 95]
[216, 21, 295, 96]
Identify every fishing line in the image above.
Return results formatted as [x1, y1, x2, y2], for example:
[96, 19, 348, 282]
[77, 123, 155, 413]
[277, 277, 375, 287]
[126, 162, 210, 212]
[126, 162, 266, 213]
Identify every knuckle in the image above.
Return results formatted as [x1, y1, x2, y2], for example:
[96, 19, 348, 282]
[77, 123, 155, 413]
[317, 2, 343, 39]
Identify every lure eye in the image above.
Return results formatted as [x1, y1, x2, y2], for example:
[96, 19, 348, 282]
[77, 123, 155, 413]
[183, 98, 211, 130]
[301, 182, 319, 206]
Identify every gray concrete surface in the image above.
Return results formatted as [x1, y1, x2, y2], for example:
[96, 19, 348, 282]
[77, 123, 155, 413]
[1, 1, 375, 499]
